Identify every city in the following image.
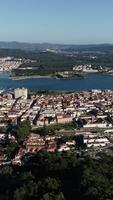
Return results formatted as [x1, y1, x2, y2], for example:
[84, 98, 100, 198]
[1, 88, 113, 166]
[0, 56, 36, 72]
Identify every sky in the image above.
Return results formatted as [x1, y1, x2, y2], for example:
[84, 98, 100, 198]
[0, 0, 113, 44]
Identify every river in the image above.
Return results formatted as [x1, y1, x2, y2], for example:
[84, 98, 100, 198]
[0, 72, 113, 91]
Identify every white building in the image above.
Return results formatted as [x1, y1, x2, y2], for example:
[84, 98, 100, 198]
[14, 88, 28, 99]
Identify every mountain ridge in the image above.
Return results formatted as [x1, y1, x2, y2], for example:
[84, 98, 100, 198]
[0, 41, 113, 52]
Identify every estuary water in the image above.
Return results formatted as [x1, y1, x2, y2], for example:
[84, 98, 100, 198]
[0, 72, 113, 91]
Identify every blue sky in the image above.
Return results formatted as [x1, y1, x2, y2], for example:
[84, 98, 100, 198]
[0, 0, 113, 44]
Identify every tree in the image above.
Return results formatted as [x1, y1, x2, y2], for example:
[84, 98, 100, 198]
[16, 120, 31, 142]
[13, 180, 38, 200]
[13, 188, 26, 200]
[1, 166, 13, 176]
[41, 192, 64, 200]
[44, 177, 60, 192]
[6, 142, 19, 159]
[19, 171, 34, 183]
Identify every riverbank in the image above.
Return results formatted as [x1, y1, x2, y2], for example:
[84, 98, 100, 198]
[11, 75, 52, 80]
[11, 74, 84, 80]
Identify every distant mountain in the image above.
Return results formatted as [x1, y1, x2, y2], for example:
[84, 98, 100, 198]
[0, 41, 113, 53]
[0, 41, 69, 51]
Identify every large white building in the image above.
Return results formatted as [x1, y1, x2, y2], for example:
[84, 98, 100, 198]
[14, 88, 28, 99]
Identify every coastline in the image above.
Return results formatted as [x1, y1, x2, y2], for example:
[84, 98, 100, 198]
[11, 75, 52, 80]
[11, 75, 84, 80]
[7, 71, 113, 81]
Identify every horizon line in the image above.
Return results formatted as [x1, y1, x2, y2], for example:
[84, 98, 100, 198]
[0, 40, 113, 46]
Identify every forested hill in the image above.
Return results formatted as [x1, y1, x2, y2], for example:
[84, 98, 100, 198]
[0, 152, 113, 200]
[1, 48, 113, 76]
[0, 48, 38, 59]
[0, 41, 113, 53]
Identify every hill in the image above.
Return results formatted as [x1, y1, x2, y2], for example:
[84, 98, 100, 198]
[0, 41, 113, 53]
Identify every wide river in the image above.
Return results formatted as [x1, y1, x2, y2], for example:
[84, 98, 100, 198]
[0, 72, 113, 91]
